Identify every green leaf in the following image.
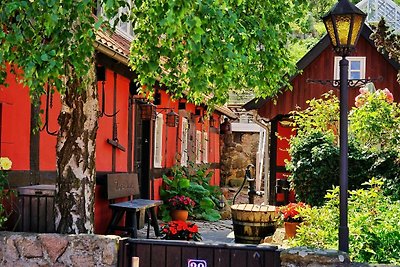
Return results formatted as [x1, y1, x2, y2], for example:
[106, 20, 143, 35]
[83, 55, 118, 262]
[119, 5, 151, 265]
[41, 53, 49, 62]
[201, 209, 221, 222]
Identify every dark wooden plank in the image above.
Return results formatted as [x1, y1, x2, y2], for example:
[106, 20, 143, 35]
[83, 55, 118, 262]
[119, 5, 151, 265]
[264, 249, 281, 267]
[181, 245, 197, 267]
[247, 250, 264, 267]
[107, 173, 140, 199]
[151, 244, 166, 267]
[214, 248, 230, 267]
[230, 249, 247, 267]
[135, 244, 151, 267]
[197, 247, 213, 266]
[166, 246, 181, 267]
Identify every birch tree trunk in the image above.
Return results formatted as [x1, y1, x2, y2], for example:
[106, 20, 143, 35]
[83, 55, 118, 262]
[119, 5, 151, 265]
[55, 60, 98, 234]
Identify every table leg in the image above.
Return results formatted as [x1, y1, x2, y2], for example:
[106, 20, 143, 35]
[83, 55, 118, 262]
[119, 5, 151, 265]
[150, 207, 160, 237]
[130, 211, 138, 238]
[106, 209, 123, 235]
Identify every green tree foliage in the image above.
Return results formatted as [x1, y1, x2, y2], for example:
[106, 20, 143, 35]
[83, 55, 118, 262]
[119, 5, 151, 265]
[292, 179, 400, 264]
[124, 0, 308, 106]
[0, 0, 98, 98]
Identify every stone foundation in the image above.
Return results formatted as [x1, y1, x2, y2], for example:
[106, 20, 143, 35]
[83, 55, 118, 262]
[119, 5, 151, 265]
[220, 132, 259, 186]
[0, 231, 122, 267]
[281, 247, 351, 267]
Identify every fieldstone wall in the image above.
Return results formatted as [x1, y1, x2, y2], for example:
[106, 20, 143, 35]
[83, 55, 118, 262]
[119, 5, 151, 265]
[0, 231, 122, 267]
[220, 132, 259, 186]
[281, 247, 351, 267]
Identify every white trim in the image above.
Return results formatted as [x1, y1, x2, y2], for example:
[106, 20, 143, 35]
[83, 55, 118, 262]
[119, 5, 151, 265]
[195, 130, 202, 164]
[334, 56, 366, 80]
[181, 118, 189, 166]
[202, 131, 208, 163]
[153, 113, 163, 168]
[231, 122, 264, 133]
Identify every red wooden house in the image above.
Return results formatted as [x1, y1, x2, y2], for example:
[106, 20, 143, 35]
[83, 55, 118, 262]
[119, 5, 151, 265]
[244, 25, 400, 204]
[0, 27, 236, 233]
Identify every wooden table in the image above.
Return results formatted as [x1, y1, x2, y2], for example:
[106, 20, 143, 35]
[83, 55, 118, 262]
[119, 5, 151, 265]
[106, 199, 163, 238]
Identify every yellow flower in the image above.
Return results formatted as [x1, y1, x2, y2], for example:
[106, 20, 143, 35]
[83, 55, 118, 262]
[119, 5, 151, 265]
[0, 157, 12, 170]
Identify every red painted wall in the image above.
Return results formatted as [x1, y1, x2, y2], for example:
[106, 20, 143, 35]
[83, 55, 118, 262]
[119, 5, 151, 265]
[39, 91, 60, 170]
[1, 63, 224, 234]
[0, 70, 30, 169]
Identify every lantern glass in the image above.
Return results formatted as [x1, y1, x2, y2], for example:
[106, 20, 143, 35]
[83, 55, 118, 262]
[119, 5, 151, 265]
[322, 0, 366, 56]
[166, 110, 179, 127]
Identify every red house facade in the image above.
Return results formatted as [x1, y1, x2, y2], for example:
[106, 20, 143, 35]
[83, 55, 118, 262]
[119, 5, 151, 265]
[244, 25, 400, 204]
[0, 29, 236, 233]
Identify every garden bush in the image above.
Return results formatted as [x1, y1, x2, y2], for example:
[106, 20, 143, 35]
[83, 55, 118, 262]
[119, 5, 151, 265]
[160, 162, 222, 221]
[287, 87, 400, 205]
[291, 178, 400, 264]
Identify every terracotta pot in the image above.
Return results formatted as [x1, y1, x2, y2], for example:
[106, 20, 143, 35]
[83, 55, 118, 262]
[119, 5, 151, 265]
[170, 209, 189, 221]
[284, 221, 301, 239]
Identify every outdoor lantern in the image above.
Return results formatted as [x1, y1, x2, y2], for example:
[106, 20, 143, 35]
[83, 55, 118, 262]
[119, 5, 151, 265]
[322, 0, 366, 253]
[140, 103, 156, 120]
[322, 0, 366, 56]
[209, 117, 215, 128]
[166, 110, 179, 127]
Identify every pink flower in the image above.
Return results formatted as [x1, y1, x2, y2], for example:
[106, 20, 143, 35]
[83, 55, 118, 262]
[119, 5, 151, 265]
[359, 87, 369, 95]
[383, 88, 394, 103]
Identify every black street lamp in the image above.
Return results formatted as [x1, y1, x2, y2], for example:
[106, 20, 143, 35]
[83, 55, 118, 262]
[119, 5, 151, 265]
[322, 0, 366, 253]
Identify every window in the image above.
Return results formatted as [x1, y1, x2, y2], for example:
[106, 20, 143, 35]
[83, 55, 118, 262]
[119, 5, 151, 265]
[202, 131, 208, 163]
[334, 57, 366, 80]
[181, 118, 189, 166]
[97, 0, 134, 40]
[153, 113, 163, 168]
[195, 130, 202, 164]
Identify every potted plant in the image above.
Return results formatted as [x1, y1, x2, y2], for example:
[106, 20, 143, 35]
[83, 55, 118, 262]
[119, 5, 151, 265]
[279, 202, 307, 238]
[168, 195, 195, 221]
[160, 220, 202, 241]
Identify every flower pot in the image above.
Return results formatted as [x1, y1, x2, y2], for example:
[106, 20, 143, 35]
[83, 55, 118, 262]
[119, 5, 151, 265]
[170, 209, 189, 221]
[284, 221, 301, 239]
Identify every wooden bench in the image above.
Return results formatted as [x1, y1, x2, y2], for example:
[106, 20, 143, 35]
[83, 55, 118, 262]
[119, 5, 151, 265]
[105, 173, 162, 238]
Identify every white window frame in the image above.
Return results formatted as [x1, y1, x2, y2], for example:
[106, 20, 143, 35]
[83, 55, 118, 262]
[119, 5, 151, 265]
[195, 130, 202, 164]
[181, 118, 189, 166]
[202, 131, 208, 163]
[334, 56, 366, 80]
[97, 0, 134, 41]
[153, 113, 163, 168]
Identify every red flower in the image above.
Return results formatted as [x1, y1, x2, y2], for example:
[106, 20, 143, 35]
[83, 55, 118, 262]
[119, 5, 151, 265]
[160, 221, 202, 241]
[279, 202, 308, 223]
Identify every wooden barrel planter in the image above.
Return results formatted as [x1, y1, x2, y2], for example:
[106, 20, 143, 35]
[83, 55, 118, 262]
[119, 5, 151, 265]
[231, 204, 278, 244]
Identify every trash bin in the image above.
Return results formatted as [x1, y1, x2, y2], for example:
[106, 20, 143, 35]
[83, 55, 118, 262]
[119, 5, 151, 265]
[17, 184, 56, 233]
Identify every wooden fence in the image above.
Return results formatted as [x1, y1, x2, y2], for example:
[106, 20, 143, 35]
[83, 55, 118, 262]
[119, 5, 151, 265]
[118, 239, 281, 267]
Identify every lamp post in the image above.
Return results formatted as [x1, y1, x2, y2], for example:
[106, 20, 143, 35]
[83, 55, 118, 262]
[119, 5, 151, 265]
[322, 0, 366, 253]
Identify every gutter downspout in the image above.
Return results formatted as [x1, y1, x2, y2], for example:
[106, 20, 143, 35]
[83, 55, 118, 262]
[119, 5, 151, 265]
[252, 110, 271, 205]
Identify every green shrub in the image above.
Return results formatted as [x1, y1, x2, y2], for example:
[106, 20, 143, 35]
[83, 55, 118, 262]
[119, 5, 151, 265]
[160, 162, 222, 222]
[287, 87, 400, 205]
[291, 178, 400, 264]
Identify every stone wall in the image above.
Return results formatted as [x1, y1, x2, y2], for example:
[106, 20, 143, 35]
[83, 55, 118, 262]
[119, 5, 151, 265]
[0, 231, 122, 267]
[220, 132, 259, 186]
[281, 247, 351, 267]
